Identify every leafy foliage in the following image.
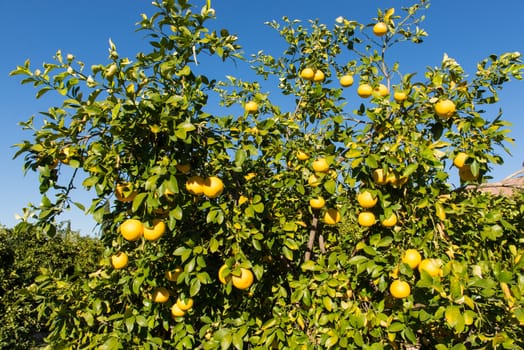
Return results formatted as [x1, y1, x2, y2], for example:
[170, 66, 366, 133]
[9, 0, 524, 348]
[0, 224, 102, 349]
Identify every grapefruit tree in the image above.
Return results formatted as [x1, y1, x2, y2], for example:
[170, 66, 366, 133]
[10, 0, 524, 348]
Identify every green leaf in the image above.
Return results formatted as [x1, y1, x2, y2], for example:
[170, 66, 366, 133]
[445, 305, 465, 333]
[36, 87, 52, 99]
[282, 246, 293, 260]
[132, 192, 147, 212]
[282, 221, 297, 232]
[301, 260, 318, 271]
[100, 337, 121, 350]
[403, 163, 418, 177]
[324, 179, 337, 194]
[136, 315, 148, 327]
[209, 237, 219, 253]
[402, 327, 417, 344]
[325, 334, 338, 348]
[171, 205, 183, 220]
[388, 322, 404, 332]
[190, 278, 201, 296]
[348, 255, 368, 265]
[132, 275, 145, 295]
[284, 238, 299, 250]
[34, 274, 49, 283]
[82, 176, 99, 188]
[323, 296, 334, 311]
[235, 149, 247, 166]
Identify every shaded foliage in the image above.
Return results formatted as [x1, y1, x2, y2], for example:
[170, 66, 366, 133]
[0, 224, 102, 349]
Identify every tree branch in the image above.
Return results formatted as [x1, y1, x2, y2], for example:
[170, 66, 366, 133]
[305, 210, 319, 261]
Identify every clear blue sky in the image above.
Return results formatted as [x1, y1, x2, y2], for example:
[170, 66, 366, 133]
[1, 0, 523, 235]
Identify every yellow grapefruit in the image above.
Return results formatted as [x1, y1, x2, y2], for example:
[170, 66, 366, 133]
[373, 22, 388, 36]
[111, 252, 128, 269]
[324, 208, 341, 225]
[185, 176, 205, 195]
[434, 99, 456, 119]
[357, 190, 378, 208]
[143, 219, 166, 241]
[120, 219, 143, 241]
[358, 212, 376, 227]
[390, 280, 411, 298]
[151, 287, 170, 303]
[402, 249, 422, 269]
[232, 268, 254, 290]
[203, 176, 224, 198]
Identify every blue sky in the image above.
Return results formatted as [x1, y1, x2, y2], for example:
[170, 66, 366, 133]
[1, 0, 523, 235]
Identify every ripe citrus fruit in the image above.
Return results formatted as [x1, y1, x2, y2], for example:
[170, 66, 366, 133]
[300, 68, 315, 80]
[357, 191, 378, 209]
[340, 74, 354, 87]
[111, 252, 128, 269]
[151, 287, 170, 303]
[313, 70, 325, 82]
[297, 150, 310, 161]
[434, 99, 456, 119]
[166, 267, 183, 282]
[245, 101, 259, 114]
[402, 249, 422, 269]
[143, 219, 166, 241]
[185, 176, 205, 195]
[418, 258, 441, 277]
[120, 219, 144, 241]
[232, 268, 254, 290]
[358, 211, 376, 227]
[176, 297, 194, 311]
[203, 176, 224, 198]
[372, 84, 389, 98]
[372, 168, 388, 185]
[324, 208, 341, 225]
[218, 264, 231, 285]
[357, 84, 373, 98]
[458, 164, 478, 182]
[115, 182, 137, 203]
[308, 174, 321, 187]
[373, 22, 388, 36]
[309, 197, 326, 210]
[393, 91, 407, 102]
[171, 303, 186, 317]
[381, 212, 398, 227]
[312, 158, 329, 173]
[453, 152, 468, 168]
[390, 280, 411, 299]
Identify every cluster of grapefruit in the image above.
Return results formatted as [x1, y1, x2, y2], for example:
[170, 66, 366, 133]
[110, 218, 194, 318]
[296, 153, 342, 225]
[111, 218, 167, 270]
[452, 151, 478, 182]
[218, 264, 255, 290]
[390, 249, 443, 299]
[110, 171, 226, 319]
[356, 189, 397, 228]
